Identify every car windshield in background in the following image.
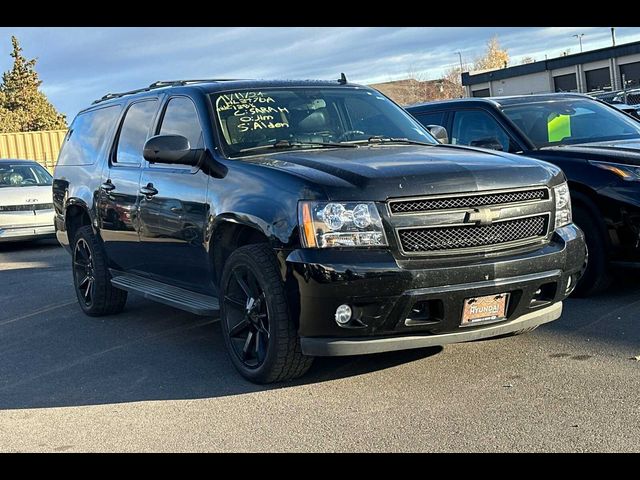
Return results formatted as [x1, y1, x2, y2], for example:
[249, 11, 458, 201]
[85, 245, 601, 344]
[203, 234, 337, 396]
[502, 99, 640, 148]
[0, 163, 52, 187]
[211, 88, 436, 157]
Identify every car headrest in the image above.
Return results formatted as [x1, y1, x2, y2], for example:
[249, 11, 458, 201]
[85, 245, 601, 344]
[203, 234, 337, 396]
[298, 109, 329, 132]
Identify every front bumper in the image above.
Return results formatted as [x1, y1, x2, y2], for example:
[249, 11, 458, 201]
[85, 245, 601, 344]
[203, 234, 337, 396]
[302, 301, 562, 356]
[285, 224, 585, 354]
[0, 224, 55, 242]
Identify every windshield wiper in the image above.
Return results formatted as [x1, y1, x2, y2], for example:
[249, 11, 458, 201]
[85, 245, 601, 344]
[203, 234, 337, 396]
[362, 136, 437, 147]
[239, 139, 358, 153]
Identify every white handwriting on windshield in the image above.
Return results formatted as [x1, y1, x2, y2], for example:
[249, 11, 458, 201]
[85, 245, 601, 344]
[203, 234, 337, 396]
[218, 92, 290, 132]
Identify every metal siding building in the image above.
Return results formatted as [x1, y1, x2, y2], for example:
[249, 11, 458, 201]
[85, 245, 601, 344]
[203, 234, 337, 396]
[0, 129, 67, 172]
[462, 40, 640, 98]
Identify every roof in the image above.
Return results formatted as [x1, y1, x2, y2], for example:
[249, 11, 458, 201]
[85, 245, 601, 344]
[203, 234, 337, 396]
[85, 78, 366, 111]
[0, 158, 41, 165]
[406, 92, 593, 111]
[462, 40, 640, 86]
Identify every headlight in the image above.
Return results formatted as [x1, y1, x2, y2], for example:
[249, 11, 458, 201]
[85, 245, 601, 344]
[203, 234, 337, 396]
[589, 160, 640, 181]
[298, 201, 388, 248]
[554, 182, 572, 229]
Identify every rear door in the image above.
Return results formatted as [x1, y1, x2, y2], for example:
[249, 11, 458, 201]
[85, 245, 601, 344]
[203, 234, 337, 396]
[137, 95, 211, 293]
[98, 98, 159, 272]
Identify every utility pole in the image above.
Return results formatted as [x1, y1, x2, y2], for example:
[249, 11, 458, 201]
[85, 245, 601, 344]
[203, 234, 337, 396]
[573, 33, 584, 53]
[456, 51, 463, 72]
[611, 27, 616, 46]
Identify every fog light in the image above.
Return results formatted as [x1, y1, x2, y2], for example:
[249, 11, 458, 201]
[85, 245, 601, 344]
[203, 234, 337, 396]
[335, 304, 352, 325]
[566, 275, 573, 293]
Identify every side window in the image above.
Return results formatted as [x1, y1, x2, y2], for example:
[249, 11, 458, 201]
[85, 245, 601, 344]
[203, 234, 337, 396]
[115, 100, 158, 165]
[451, 110, 515, 152]
[158, 96, 203, 148]
[57, 105, 121, 166]
[413, 111, 446, 129]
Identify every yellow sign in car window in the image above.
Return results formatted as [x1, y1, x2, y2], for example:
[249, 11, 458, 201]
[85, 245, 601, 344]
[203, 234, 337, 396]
[547, 113, 571, 142]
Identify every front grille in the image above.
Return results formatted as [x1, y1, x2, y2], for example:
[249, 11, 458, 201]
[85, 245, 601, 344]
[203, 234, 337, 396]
[398, 215, 548, 253]
[0, 203, 53, 212]
[389, 188, 548, 214]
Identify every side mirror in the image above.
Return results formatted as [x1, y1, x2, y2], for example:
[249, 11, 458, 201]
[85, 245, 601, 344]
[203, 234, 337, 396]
[469, 137, 504, 151]
[143, 135, 199, 165]
[427, 125, 449, 144]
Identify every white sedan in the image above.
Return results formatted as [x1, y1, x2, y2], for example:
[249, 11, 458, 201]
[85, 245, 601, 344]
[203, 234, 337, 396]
[0, 159, 55, 243]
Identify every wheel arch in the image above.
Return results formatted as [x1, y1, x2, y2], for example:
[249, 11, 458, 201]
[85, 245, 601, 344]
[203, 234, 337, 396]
[65, 200, 94, 243]
[209, 216, 278, 288]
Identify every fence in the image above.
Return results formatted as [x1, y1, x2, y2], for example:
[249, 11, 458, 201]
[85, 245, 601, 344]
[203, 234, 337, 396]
[589, 88, 640, 105]
[0, 129, 67, 172]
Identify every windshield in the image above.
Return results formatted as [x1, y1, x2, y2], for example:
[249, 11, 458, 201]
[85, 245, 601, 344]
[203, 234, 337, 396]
[0, 163, 52, 188]
[211, 87, 436, 157]
[502, 98, 640, 148]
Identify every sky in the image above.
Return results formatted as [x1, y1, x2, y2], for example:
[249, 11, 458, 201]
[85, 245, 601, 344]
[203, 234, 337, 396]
[0, 26, 639, 120]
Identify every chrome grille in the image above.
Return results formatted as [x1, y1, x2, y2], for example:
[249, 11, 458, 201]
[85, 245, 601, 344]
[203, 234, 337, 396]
[0, 203, 54, 212]
[389, 188, 548, 214]
[398, 215, 548, 253]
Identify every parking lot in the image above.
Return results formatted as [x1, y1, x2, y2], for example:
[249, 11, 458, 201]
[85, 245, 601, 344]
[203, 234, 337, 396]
[0, 239, 638, 452]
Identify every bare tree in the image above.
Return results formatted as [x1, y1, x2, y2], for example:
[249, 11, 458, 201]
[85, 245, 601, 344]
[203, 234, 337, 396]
[520, 56, 536, 65]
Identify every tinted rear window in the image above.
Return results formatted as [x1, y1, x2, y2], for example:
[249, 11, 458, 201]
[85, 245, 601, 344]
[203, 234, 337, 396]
[57, 105, 121, 167]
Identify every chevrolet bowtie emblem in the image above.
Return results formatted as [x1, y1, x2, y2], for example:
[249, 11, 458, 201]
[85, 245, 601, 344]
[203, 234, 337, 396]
[466, 208, 500, 226]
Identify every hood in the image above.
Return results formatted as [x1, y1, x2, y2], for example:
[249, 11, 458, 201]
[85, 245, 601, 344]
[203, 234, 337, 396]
[541, 138, 640, 166]
[244, 145, 560, 201]
[0, 185, 53, 206]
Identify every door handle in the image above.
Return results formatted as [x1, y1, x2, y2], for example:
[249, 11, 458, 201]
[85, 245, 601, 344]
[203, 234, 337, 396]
[100, 180, 115, 192]
[140, 183, 158, 197]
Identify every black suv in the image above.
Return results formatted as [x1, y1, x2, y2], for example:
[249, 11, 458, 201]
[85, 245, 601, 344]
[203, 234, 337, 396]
[407, 93, 640, 297]
[53, 79, 585, 383]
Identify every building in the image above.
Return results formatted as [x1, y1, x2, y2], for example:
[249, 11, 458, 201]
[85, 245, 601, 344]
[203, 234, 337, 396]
[462, 40, 640, 98]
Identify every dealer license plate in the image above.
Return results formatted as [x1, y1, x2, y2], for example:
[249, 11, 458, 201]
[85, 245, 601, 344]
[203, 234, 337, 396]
[461, 293, 509, 325]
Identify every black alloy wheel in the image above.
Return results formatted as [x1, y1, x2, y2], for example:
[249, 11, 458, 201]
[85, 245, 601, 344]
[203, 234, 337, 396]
[224, 265, 271, 368]
[220, 243, 313, 383]
[71, 225, 127, 316]
[73, 238, 96, 308]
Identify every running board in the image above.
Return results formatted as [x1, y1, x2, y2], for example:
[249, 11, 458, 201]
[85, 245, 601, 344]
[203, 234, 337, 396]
[111, 273, 219, 316]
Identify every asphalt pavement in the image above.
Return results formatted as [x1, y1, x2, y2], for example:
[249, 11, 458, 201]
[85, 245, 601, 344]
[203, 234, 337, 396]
[0, 239, 638, 452]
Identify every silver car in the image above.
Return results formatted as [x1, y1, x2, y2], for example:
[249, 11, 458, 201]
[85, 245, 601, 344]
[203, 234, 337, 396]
[0, 159, 55, 242]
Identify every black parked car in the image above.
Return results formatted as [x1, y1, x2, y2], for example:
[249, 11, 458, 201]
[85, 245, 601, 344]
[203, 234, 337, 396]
[53, 79, 585, 383]
[407, 93, 640, 296]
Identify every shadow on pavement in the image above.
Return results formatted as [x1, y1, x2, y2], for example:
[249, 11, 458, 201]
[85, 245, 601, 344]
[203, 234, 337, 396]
[0, 238, 60, 253]
[0, 291, 441, 410]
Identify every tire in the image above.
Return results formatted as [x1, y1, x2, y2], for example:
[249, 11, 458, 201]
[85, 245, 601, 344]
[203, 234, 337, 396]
[220, 243, 313, 383]
[571, 206, 612, 297]
[71, 225, 127, 316]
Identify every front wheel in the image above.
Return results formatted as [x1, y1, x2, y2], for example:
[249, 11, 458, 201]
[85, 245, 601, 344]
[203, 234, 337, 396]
[220, 244, 313, 383]
[72, 225, 127, 316]
[571, 206, 612, 297]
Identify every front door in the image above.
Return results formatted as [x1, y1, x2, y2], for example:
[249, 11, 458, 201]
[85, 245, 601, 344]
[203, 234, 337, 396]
[137, 96, 211, 293]
[98, 98, 159, 272]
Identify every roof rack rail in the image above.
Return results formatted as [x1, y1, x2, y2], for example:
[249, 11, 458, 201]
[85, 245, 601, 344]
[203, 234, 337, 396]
[149, 79, 241, 88]
[92, 79, 241, 105]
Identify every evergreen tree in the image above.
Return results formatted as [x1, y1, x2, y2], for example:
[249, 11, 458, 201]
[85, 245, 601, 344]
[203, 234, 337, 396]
[0, 36, 66, 133]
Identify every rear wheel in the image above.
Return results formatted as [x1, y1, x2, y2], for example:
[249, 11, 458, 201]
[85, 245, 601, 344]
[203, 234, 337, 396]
[72, 225, 127, 316]
[220, 244, 313, 383]
[572, 206, 612, 297]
